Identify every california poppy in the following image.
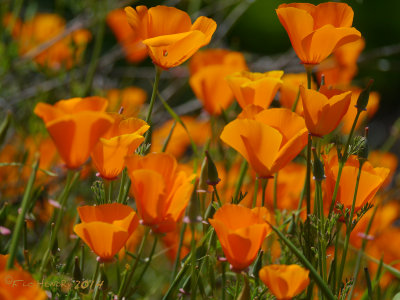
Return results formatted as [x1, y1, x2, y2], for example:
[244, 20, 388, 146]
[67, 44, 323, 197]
[126, 153, 195, 233]
[189, 49, 248, 115]
[6, 13, 91, 70]
[220, 108, 308, 178]
[324, 155, 389, 212]
[276, 2, 361, 65]
[226, 71, 283, 109]
[106, 86, 147, 117]
[300, 85, 351, 136]
[91, 114, 149, 180]
[74, 203, 139, 261]
[209, 204, 271, 271]
[34, 97, 114, 169]
[259, 264, 310, 299]
[125, 5, 216, 69]
[106, 9, 148, 63]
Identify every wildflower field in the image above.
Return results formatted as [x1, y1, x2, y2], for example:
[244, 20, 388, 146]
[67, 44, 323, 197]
[1, 0, 400, 299]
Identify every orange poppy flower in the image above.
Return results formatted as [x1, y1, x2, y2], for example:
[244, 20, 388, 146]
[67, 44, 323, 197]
[300, 85, 351, 136]
[317, 38, 365, 86]
[6, 13, 91, 70]
[341, 88, 380, 134]
[209, 204, 271, 271]
[151, 116, 211, 158]
[279, 73, 316, 115]
[226, 71, 283, 109]
[126, 153, 195, 233]
[276, 2, 361, 65]
[324, 155, 389, 212]
[125, 5, 216, 69]
[220, 108, 308, 178]
[34, 97, 114, 169]
[118, 225, 145, 259]
[0, 269, 47, 300]
[106, 86, 147, 117]
[74, 203, 139, 261]
[259, 264, 310, 299]
[106, 9, 148, 63]
[189, 49, 248, 115]
[91, 114, 149, 180]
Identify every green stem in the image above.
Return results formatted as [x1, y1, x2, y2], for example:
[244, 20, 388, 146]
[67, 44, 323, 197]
[143, 66, 162, 148]
[261, 178, 268, 208]
[306, 133, 312, 216]
[337, 163, 363, 292]
[252, 178, 259, 208]
[316, 180, 327, 284]
[234, 273, 241, 299]
[39, 170, 79, 276]
[213, 185, 222, 207]
[7, 157, 39, 269]
[190, 224, 197, 300]
[306, 65, 313, 89]
[161, 120, 177, 152]
[291, 88, 301, 112]
[232, 160, 248, 204]
[116, 169, 127, 204]
[273, 173, 278, 210]
[221, 262, 226, 300]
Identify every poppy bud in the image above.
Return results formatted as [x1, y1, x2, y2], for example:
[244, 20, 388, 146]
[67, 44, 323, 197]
[205, 151, 220, 186]
[187, 182, 202, 224]
[312, 148, 325, 181]
[355, 79, 374, 113]
[358, 137, 369, 164]
[73, 256, 83, 281]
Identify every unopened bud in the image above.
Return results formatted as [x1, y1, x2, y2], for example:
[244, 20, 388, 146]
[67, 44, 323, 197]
[205, 151, 220, 186]
[355, 79, 374, 113]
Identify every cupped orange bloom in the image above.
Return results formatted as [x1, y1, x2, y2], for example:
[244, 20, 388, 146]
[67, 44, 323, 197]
[151, 116, 211, 158]
[0, 269, 47, 300]
[259, 264, 310, 299]
[74, 203, 139, 261]
[34, 97, 114, 169]
[126, 153, 195, 233]
[237, 104, 264, 120]
[279, 73, 316, 115]
[300, 85, 351, 136]
[125, 5, 216, 69]
[341, 88, 380, 134]
[189, 49, 248, 115]
[106, 9, 148, 63]
[276, 2, 361, 65]
[209, 204, 271, 271]
[91, 114, 149, 180]
[324, 155, 389, 212]
[106, 86, 147, 117]
[6, 13, 91, 70]
[226, 71, 283, 109]
[220, 108, 308, 178]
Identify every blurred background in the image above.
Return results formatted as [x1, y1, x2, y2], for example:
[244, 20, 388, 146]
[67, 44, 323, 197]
[1, 0, 399, 152]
